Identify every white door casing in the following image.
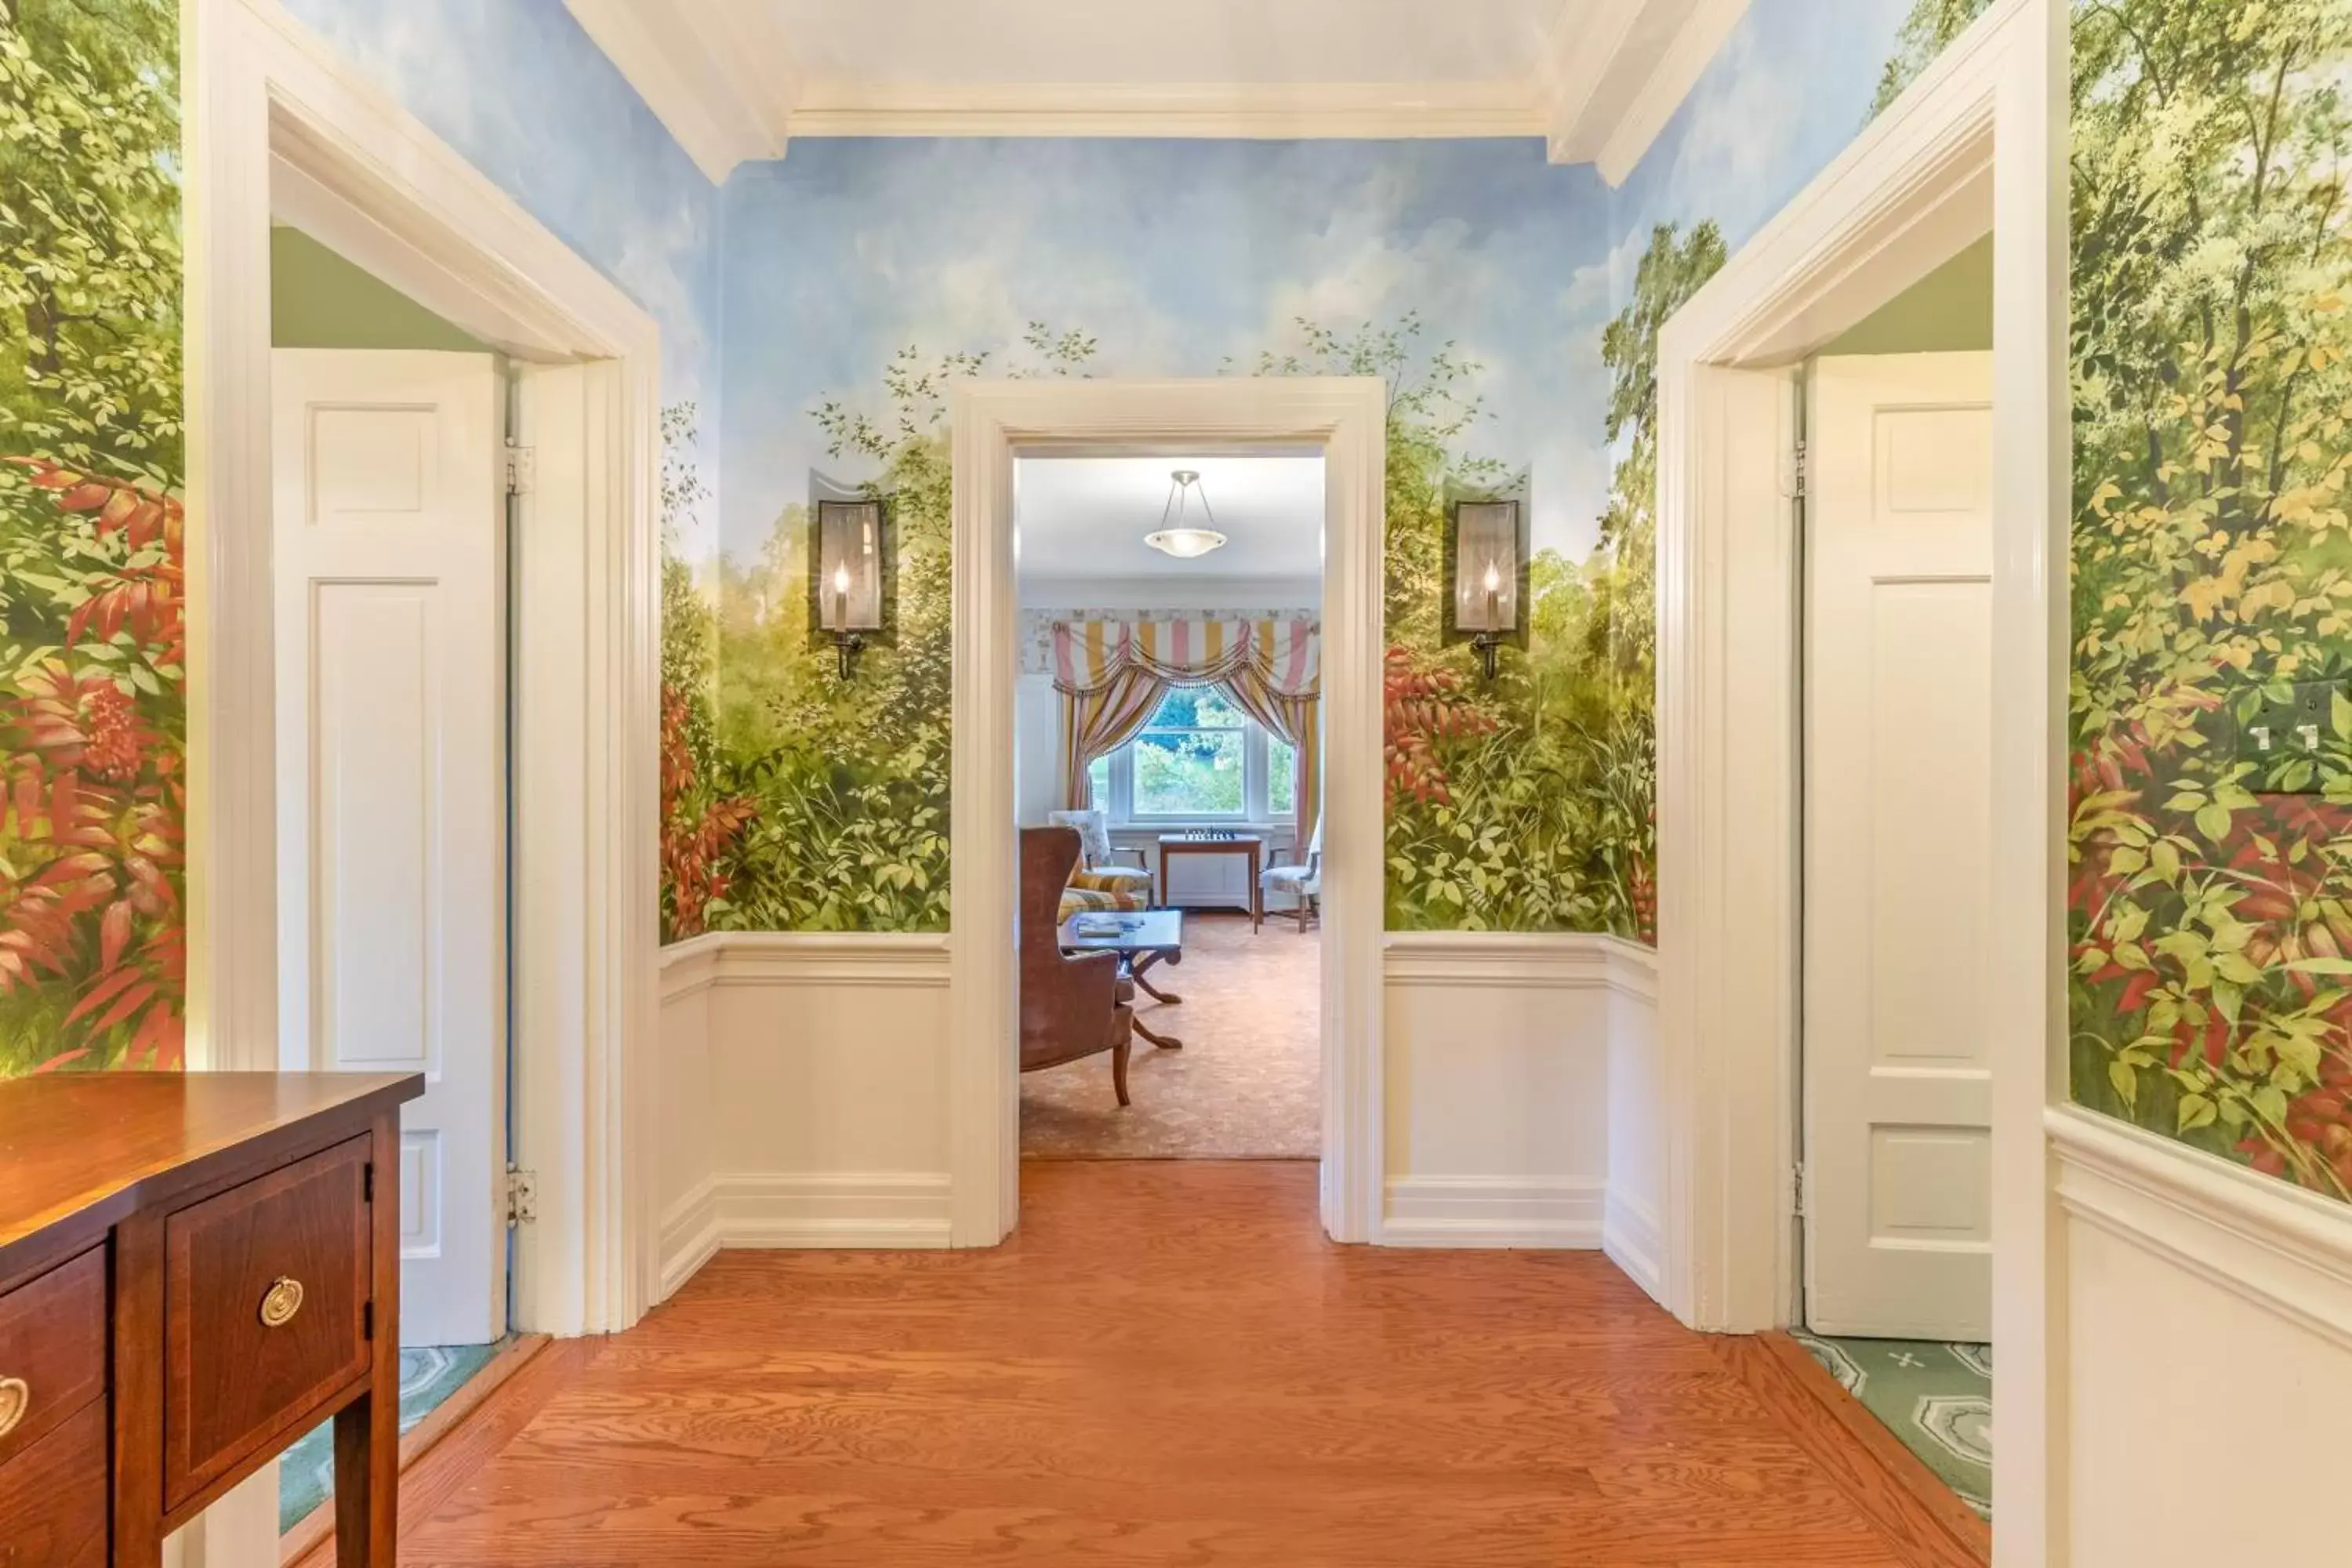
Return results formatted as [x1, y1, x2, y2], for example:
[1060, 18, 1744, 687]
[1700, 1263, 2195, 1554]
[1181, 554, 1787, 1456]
[271, 348, 507, 1347]
[1804, 350, 1995, 1341]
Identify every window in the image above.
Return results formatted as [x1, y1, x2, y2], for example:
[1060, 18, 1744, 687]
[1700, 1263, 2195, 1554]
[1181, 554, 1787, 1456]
[1089, 685, 1297, 825]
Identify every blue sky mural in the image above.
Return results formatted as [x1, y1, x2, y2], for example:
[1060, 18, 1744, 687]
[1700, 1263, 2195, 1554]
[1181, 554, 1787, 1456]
[1616, 0, 1913, 253]
[720, 137, 1620, 565]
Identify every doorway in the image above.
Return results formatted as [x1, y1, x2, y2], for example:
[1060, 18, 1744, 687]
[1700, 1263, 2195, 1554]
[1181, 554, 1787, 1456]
[1795, 244, 1997, 1519]
[943, 376, 1387, 1247]
[264, 210, 514, 1539]
[1012, 455, 1326, 1163]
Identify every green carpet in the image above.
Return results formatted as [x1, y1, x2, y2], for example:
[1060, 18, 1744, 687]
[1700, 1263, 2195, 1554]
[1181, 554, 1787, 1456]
[278, 1343, 499, 1534]
[1792, 1332, 1991, 1520]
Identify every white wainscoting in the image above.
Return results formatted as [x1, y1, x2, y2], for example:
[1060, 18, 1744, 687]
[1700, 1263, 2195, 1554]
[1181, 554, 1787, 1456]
[656, 927, 1662, 1294]
[2051, 1105, 2352, 1564]
[1381, 932, 1658, 1252]
[656, 933, 954, 1300]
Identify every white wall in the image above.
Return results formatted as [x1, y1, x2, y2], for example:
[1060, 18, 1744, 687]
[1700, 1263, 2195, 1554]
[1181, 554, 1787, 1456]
[1015, 671, 1062, 824]
[1381, 933, 1654, 1249]
[657, 934, 953, 1295]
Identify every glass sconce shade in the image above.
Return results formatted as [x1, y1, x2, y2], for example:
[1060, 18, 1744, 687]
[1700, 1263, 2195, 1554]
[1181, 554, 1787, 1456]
[1451, 500, 1521, 633]
[815, 499, 885, 633]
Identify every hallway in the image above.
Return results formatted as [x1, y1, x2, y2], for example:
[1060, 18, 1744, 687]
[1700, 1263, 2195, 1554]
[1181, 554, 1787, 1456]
[356, 1163, 1980, 1566]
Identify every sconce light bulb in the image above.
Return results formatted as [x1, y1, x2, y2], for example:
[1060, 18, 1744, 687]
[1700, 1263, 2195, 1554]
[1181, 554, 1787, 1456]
[833, 562, 851, 594]
[1483, 562, 1501, 593]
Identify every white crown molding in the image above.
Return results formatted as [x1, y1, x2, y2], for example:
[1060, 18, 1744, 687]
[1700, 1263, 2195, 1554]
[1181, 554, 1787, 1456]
[563, 0, 797, 183]
[788, 79, 1544, 141]
[565, 0, 1736, 178]
[1592, 0, 1749, 186]
[2051, 1105, 2352, 1357]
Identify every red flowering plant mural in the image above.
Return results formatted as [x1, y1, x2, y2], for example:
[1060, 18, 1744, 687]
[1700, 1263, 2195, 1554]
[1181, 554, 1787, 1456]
[0, 463, 186, 1074]
[0, 0, 186, 1074]
[2067, 0, 2352, 1196]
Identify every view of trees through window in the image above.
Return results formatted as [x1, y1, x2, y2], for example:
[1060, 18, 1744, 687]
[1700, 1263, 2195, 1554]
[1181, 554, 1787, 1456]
[1086, 686, 1296, 821]
[1137, 687, 1244, 816]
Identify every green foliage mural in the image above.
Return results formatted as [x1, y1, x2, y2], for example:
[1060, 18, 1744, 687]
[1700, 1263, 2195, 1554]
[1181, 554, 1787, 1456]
[0, 0, 184, 1075]
[2067, 0, 2352, 1197]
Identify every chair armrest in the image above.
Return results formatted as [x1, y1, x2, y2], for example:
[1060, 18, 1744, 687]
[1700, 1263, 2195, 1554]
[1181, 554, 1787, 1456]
[1114, 844, 1149, 869]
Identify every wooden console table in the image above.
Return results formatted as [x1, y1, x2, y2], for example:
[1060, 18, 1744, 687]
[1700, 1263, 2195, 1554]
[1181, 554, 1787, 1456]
[0, 1071, 423, 1566]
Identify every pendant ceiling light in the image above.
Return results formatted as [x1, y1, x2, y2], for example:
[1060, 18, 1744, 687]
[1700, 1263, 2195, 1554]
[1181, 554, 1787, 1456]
[1144, 469, 1227, 559]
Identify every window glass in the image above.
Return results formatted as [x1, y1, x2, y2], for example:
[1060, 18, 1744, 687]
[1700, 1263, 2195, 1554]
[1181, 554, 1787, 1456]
[1133, 686, 1245, 817]
[1086, 753, 1110, 810]
[1269, 735, 1297, 816]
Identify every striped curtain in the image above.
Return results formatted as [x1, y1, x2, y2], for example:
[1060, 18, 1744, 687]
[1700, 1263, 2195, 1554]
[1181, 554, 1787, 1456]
[1052, 619, 1319, 699]
[1052, 619, 1321, 844]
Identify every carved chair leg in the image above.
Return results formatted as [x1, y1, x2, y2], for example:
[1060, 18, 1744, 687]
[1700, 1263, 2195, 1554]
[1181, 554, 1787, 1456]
[1112, 1037, 1132, 1107]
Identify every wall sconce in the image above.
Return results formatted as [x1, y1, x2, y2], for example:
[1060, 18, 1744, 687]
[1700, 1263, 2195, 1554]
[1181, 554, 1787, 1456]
[808, 495, 892, 681]
[1444, 495, 1528, 681]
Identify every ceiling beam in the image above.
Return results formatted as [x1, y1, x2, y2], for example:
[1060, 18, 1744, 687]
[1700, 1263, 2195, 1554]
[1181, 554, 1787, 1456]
[564, 0, 1744, 186]
[564, 0, 797, 183]
[1592, 0, 1750, 186]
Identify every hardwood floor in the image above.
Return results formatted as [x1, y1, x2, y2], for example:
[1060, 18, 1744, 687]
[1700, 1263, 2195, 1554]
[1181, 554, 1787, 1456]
[354, 1163, 1984, 1566]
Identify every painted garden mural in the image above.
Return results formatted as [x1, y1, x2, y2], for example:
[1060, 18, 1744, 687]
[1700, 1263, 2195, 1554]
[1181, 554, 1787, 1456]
[2067, 0, 2352, 1199]
[0, 0, 183, 1076]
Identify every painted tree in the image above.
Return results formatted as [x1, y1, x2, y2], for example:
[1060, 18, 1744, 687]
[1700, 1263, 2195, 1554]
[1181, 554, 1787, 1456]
[2067, 0, 2352, 1196]
[1872, 0, 1994, 115]
[0, 0, 183, 1075]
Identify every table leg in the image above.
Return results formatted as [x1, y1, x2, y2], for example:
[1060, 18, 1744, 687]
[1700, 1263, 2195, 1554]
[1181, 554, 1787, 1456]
[1131, 949, 1182, 1005]
[1127, 951, 1184, 1048]
[1250, 844, 1262, 931]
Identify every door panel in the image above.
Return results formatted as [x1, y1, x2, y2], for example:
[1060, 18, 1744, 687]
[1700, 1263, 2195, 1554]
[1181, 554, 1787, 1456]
[272, 348, 505, 1347]
[1804, 350, 1994, 1341]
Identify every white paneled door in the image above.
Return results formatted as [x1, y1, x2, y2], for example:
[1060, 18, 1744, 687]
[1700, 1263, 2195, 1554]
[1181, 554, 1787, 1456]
[273, 349, 506, 1346]
[1803, 350, 1994, 1341]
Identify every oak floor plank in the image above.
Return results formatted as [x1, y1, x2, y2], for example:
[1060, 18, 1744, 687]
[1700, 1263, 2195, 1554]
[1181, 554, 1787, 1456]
[342, 1162, 1974, 1567]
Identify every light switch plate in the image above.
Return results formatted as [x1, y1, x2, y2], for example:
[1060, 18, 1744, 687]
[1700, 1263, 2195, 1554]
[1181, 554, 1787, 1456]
[2234, 679, 2349, 793]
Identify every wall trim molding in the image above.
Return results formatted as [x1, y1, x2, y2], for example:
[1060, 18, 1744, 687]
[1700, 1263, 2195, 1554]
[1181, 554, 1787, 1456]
[661, 1172, 956, 1292]
[1382, 931, 1657, 1001]
[1381, 1176, 1606, 1249]
[658, 931, 953, 1001]
[561, 0, 1737, 183]
[1603, 1188, 1664, 1297]
[2051, 1107, 2352, 1356]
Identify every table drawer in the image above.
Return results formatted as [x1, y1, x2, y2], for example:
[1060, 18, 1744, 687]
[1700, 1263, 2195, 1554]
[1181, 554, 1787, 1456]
[0, 1248, 106, 1473]
[0, 1399, 109, 1568]
[163, 1134, 372, 1510]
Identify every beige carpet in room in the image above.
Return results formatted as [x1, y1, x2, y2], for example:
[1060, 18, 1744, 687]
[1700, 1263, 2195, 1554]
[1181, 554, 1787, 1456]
[1022, 912, 1320, 1160]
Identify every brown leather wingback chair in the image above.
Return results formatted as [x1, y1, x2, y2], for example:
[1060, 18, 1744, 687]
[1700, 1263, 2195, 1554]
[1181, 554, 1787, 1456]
[1021, 826, 1135, 1105]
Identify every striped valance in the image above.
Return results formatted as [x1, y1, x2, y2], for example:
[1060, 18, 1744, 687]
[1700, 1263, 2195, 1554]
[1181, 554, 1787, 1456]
[1051, 619, 1319, 699]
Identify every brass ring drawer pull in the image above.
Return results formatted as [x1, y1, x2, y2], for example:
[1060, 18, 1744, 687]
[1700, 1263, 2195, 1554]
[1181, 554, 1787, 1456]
[0, 1376, 27, 1439]
[259, 1276, 304, 1329]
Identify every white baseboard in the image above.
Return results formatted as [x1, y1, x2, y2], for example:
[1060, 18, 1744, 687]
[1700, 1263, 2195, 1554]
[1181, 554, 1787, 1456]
[1602, 1188, 1664, 1298]
[1381, 1175, 1606, 1248]
[656, 1176, 724, 1301]
[657, 1171, 956, 1298]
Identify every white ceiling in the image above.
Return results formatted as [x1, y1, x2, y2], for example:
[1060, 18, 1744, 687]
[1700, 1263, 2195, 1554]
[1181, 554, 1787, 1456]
[768, 0, 1564, 85]
[1016, 456, 1323, 583]
[564, 0, 1746, 185]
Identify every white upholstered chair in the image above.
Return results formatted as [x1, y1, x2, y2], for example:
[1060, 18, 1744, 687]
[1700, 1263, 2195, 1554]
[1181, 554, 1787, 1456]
[1047, 808, 1153, 907]
[1259, 818, 1322, 933]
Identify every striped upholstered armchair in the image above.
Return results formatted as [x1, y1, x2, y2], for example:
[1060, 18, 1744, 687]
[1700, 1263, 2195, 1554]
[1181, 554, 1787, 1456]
[1050, 808, 1152, 923]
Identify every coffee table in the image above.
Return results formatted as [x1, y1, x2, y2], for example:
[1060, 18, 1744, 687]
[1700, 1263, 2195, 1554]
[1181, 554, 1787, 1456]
[1058, 908, 1185, 1050]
